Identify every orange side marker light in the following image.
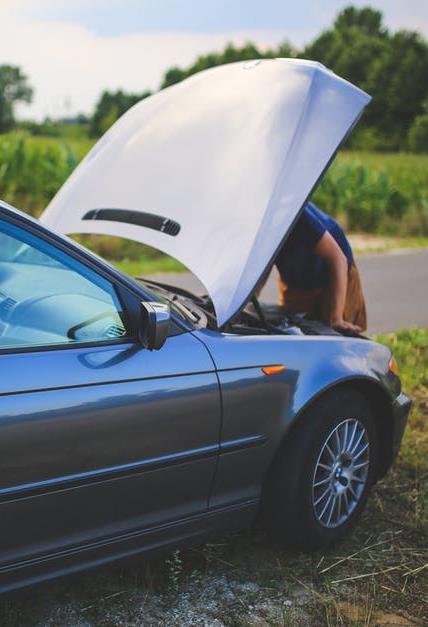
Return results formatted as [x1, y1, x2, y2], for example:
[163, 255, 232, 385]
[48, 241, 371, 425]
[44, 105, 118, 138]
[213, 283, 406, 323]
[388, 357, 399, 376]
[262, 365, 286, 376]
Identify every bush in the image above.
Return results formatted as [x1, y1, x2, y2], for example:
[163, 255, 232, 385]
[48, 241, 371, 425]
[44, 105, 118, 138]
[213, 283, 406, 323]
[408, 113, 428, 153]
[0, 134, 77, 216]
[313, 163, 409, 232]
[346, 126, 399, 152]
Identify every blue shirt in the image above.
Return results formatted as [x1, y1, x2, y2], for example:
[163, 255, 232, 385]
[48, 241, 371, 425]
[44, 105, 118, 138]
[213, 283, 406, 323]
[275, 202, 353, 289]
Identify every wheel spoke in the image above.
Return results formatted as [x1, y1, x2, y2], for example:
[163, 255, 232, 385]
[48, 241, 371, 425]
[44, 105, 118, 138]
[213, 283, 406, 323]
[334, 428, 341, 455]
[336, 492, 343, 524]
[314, 485, 331, 507]
[341, 421, 349, 453]
[325, 443, 336, 461]
[354, 460, 370, 472]
[326, 494, 337, 526]
[353, 442, 369, 461]
[343, 489, 350, 515]
[350, 429, 365, 455]
[327, 494, 339, 526]
[314, 476, 331, 488]
[349, 484, 358, 501]
[318, 462, 332, 472]
[319, 493, 334, 522]
[349, 420, 358, 452]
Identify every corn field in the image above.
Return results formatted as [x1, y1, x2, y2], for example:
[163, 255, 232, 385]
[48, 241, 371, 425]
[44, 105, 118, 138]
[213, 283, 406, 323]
[313, 151, 428, 236]
[0, 134, 427, 262]
[0, 134, 90, 217]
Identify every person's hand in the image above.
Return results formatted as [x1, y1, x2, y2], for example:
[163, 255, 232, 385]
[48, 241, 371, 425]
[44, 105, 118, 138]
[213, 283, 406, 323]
[331, 318, 362, 335]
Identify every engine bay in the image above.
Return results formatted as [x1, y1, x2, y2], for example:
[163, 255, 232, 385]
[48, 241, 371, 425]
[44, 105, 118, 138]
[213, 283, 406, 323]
[139, 279, 347, 338]
[228, 302, 343, 337]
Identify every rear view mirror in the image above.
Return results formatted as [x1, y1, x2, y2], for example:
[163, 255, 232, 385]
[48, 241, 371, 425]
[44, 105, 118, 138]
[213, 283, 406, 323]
[140, 301, 170, 350]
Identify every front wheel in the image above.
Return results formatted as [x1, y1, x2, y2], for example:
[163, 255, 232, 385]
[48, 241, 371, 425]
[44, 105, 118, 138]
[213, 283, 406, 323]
[262, 388, 377, 551]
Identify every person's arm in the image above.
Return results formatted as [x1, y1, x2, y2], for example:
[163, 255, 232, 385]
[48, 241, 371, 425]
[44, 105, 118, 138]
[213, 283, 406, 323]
[314, 231, 361, 333]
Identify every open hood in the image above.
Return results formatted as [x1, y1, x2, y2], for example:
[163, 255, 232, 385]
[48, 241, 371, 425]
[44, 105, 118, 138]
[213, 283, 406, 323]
[41, 59, 370, 326]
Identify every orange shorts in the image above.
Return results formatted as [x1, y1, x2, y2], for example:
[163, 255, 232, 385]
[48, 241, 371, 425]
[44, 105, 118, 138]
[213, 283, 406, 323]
[278, 262, 367, 331]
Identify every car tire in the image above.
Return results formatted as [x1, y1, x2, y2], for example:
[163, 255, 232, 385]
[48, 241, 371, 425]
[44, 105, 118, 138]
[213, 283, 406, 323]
[261, 387, 378, 551]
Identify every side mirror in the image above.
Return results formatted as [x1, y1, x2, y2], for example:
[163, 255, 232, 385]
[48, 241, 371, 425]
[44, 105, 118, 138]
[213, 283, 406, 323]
[140, 301, 170, 350]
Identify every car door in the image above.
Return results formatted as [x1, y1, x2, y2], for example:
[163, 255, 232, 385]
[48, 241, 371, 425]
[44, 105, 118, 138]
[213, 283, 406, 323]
[0, 215, 221, 567]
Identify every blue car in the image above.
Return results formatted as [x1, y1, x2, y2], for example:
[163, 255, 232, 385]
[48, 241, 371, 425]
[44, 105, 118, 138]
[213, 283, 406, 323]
[0, 60, 411, 593]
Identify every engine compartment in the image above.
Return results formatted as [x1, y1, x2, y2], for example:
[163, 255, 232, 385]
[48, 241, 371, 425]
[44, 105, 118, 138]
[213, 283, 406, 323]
[226, 302, 344, 337]
[138, 278, 358, 338]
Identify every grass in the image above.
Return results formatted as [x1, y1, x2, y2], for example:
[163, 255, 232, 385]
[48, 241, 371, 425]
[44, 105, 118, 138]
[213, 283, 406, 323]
[111, 255, 186, 277]
[349, 234, 428, 256]
[70, 234, 187, 276]
[0, 328, 426, 625]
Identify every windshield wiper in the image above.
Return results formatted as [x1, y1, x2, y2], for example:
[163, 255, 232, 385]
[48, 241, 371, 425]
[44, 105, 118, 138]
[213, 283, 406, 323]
[138, 278, 204, 324]
[140, 278, 205, 304]
[171, 299, 200, 323]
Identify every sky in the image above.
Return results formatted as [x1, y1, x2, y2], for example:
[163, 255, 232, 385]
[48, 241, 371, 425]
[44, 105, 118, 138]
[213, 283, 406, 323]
[0, 0, 427, 121]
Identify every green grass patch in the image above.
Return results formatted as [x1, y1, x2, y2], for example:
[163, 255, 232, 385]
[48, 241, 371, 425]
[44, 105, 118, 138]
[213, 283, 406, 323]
[375, 327, 428, 390]
[70, 234, 187, 276]
[349, 234, 428, 255]
[112, 255, 186, 276]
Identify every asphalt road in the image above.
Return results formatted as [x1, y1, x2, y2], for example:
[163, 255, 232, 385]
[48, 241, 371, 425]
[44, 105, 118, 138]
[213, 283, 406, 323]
[147, 249, 428, 334]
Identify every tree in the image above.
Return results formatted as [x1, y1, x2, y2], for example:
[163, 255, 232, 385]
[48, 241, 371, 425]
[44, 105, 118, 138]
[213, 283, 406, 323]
[365, 31, 428, 139]
[160, 41, 294, 89]
[301, 8, 388, 92]
[89, 89, 151, 137]
[0, 65, 33, 132]
[300, 7, 428, 147]
[334, 6, 386, 37]
[408, 101, 428, 152]
[89, 5, 428, 151]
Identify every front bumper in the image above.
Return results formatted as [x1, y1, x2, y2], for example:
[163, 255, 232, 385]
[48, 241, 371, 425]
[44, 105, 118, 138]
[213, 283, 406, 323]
[391, 391, 412, 459]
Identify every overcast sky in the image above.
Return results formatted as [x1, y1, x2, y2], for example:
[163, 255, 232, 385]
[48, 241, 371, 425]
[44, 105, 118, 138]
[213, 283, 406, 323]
[1, 0, 427, 120]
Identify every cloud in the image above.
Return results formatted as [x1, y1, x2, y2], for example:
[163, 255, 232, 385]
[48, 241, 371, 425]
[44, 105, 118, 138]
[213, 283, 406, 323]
[0, 17, 284, 120]
[1, 0, 426, 120]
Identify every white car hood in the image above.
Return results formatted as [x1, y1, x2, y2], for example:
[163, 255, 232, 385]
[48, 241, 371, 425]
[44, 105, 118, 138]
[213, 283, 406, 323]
[41, 59, 370, 326]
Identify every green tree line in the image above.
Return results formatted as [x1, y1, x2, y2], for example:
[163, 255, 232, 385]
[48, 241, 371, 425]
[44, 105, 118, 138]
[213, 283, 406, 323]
[158, 6, 428, 152]
[1, 5, 428, 151]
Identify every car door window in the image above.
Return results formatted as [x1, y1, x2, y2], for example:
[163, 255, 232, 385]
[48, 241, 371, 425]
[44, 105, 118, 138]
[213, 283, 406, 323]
[0, 220, 127, 349]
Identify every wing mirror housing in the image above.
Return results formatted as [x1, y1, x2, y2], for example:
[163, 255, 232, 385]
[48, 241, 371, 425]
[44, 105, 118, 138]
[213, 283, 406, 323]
[140, 301, 170, 350]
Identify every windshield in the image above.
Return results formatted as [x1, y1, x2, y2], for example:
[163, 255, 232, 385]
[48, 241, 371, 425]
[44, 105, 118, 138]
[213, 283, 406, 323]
[0, 232, 63, 268]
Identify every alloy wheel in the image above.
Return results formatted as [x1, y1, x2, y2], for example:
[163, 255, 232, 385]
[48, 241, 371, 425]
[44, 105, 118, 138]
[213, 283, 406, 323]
[312, 418, 370, 528]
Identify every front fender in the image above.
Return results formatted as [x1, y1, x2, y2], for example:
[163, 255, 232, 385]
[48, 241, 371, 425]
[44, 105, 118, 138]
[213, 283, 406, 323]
[194, 330, 399, 507]
[196, 329, 397, 414]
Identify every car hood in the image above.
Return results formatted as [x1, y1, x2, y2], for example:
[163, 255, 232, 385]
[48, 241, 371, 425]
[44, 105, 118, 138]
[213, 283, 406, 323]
[40, 59, 370, 327]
